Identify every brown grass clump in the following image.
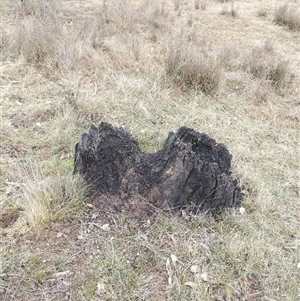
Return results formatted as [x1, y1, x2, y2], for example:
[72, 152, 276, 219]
[244, 40, 292, 92]
[257, 6, 268, 17]
[14, 16, 65, 67]
[221, 1, 239, 17]
[173, 0, 180, 11]
[195, 0, 207, 10]
[0, 207, 19, 229]
[165, 43, 223, 94]
[8, 1, 79, 70]
[194, 0, 200, 10]
[274, 3, 300, 31]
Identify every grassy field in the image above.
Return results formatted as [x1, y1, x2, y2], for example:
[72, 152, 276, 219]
[0, 0, 299, 300]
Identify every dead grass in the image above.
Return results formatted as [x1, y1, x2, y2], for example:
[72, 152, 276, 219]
[4, 0, 168, 72]
[244, 39, 293, 93]
[257, 6, 268, 17]
[221, 1, 239, 18]
[195, 0, 207, 10]
[165, 43, 223, 94]
[1, 0, 300, 300]
[274, 2, 300, 31]
[19, 172, 88, 228]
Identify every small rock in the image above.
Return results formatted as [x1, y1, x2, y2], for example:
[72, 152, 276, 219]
[201, 272, 208, 281]
[184, 281, 196, 288]
[171, 254, 178, 265]
[190, 265, 199, 273]
[86, 203, 94, 209]
[239, 207, 246, 215]
[53, 271, 71, 278]
[56, 232, 63, 238]
[96, 283, 106, 295]
[100, 224, 110, 231]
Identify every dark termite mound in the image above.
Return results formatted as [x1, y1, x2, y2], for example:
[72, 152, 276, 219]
[74, 122, 242, 218]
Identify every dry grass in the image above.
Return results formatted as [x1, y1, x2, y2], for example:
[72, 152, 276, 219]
[221, 1, 239, 18]
[1, 0, 300, 300]
[19, 172, 87, 228]
[257, 6, 268, 17]
[244, 39, 293, 93]
[195, 0, 207, 10]
[274, 2, 300, 31]
[165, 43, 223, 94]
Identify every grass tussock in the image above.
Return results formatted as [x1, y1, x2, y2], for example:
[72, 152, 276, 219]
[14, 16, 68, 67]
[195, 0, 207, 10]
[9, 2, 79, 70]
[165, 44, 223, 94]
[221, 1, 239, 17]
[274, 3, 300, 31]
[244, 40, 292, 92]
[18, 171, 88, 228]
[257, 6, 268, 17]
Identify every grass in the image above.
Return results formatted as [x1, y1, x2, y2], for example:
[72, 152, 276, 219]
[244, 39, 293, 93]
[257, 6, 268, 18]
[165, 43, 223, 94]
[274, 2, 300, 31]
[221, 1, 239, 18]
[19, 172, 87, 228]
[0, 0, 299, 300]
